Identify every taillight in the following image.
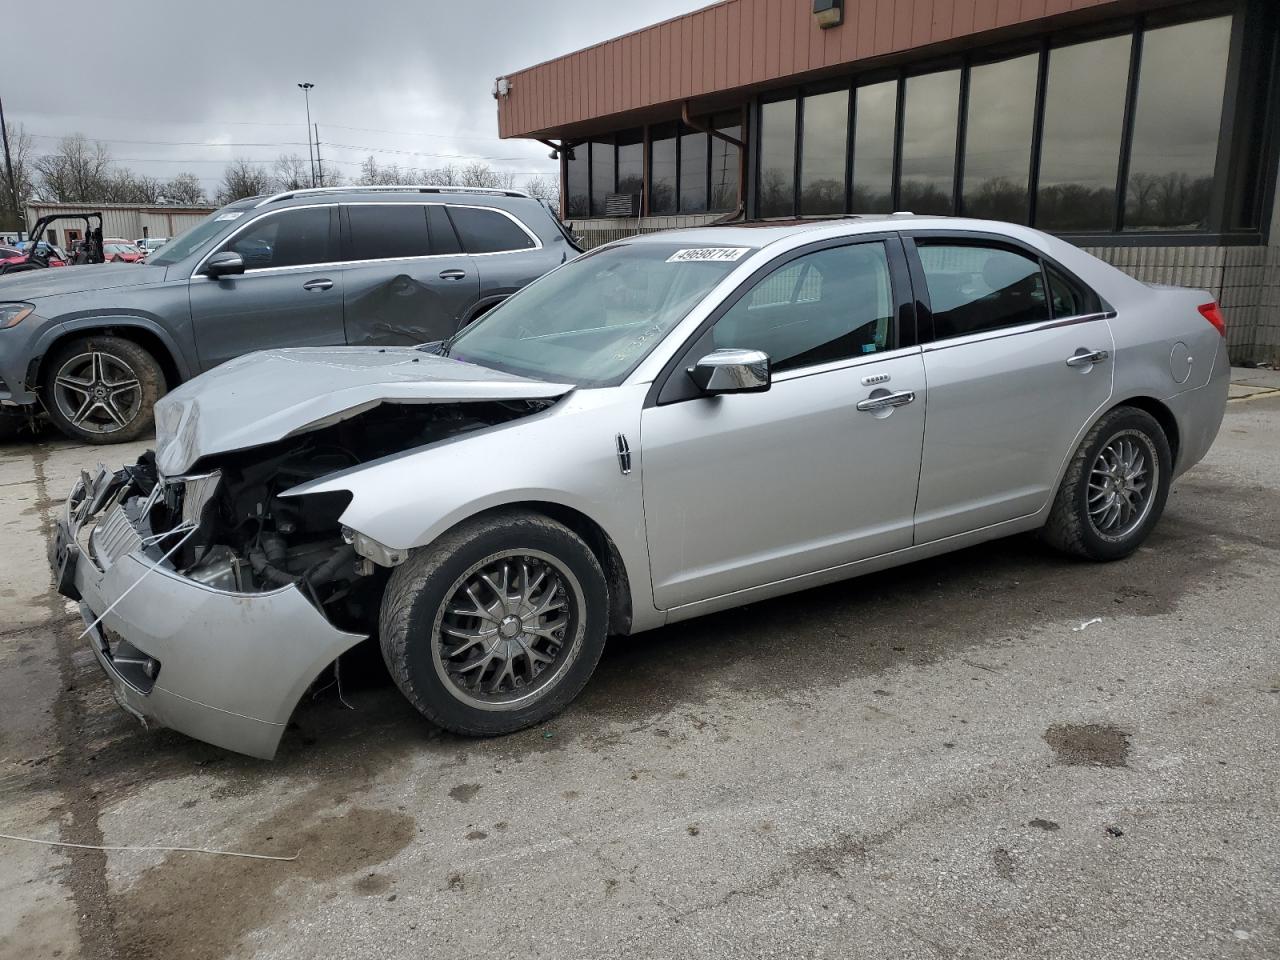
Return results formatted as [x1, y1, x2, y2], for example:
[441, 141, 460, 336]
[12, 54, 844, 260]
[1198, 302, 1226, 337]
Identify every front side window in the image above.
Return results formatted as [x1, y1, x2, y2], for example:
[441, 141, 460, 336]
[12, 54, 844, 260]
[216, 206, 335, 270]
[446, 241, 752, 386]
[447, 207, 535, 254]
[347, 204, 430, 261]
[712, 243, 894, 372]
[918, 243, 1048, 340]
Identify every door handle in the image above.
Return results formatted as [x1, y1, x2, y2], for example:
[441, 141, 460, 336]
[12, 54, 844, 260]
[856, 390, 916, 412]
[1066, 348, 1109, 367]
[302, 279, 333, 291]
[439, 269, 467, 281]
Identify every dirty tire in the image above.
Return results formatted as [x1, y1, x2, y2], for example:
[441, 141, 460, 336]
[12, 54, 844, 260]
[43, 335, 165, 444]
[379, 511, 609, 736]
[1042, 405, 1172, 561]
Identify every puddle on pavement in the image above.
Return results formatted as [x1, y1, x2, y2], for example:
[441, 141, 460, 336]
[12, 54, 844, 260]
[1043, 723, 1131, 767]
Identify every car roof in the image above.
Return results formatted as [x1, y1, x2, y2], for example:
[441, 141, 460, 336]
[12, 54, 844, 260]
[620, 215, 1050, 249]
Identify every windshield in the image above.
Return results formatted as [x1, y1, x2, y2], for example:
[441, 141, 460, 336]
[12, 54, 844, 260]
[445, 241, 753, 386]
[148, 203, 253, 266]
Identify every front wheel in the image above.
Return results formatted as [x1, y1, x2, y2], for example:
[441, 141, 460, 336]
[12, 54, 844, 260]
[43, 335, 165, 444]
[379, 511, 609, 736]
[1042, 406, 1172, 561]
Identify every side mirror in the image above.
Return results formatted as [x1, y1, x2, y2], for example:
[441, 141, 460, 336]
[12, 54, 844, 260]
[687, 348, 771, 395]
[203, 251, 245, 278]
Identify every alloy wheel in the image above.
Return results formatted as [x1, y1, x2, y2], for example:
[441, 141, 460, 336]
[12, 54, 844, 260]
[431, 550, 583, 710]
[50, 351, 143, 435]
[1087, 429, 1159, 542]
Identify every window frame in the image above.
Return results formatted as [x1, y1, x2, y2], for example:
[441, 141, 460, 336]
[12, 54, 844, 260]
[899, 230, 1111, 348]
[648, 232, 918, 407]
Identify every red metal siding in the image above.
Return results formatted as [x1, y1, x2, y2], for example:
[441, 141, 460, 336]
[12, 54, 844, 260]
[498, 0, 1128, 138]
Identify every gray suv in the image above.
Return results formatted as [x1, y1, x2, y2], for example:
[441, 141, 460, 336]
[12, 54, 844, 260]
[0, 185, 579, 442]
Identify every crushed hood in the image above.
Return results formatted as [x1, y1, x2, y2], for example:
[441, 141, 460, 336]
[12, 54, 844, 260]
[153, 346, 573, 476]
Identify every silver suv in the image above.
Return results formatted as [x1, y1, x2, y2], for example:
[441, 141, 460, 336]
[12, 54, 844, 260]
[0, 185, 579, 443]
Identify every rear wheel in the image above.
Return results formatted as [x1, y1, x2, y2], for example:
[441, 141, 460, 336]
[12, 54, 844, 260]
[43, 335, 165, 444]
[379, 511, 609, 736]
[1043, 406, 1172, 561]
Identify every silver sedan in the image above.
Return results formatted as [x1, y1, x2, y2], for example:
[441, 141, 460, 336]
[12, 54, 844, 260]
[52, 217, 1229, 757]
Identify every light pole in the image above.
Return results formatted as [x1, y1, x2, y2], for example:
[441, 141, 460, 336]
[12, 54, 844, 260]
[297, 82, 316, 187]
[0, 94, 23, 235]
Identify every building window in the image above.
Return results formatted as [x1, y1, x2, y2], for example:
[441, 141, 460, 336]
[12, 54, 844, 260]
[962, 53, 1037, 223]
[852, 80, 897, 214]
[565, 143, 589, 219]
[800, 89, 849, 215]
[1124, 16, 1233, 231]
[900, 70, 961, 215]
[650, 125, 678, 215]
[680, 125, 709, 213]
[617, 129, 644, 203]
[759, 98, 797, 218]
[590, 138, 615, 217]
[711, 113, 742, 213]
[1036, 34, 1132, 232]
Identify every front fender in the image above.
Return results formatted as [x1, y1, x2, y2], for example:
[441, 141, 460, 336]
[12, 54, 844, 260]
[284, 384, 664, 632]
[34, 313, 195, 382]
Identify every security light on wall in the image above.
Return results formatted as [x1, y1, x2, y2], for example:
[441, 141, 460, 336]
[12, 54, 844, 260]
[492, 77, 513, 99]
[813, 0, 843, 29]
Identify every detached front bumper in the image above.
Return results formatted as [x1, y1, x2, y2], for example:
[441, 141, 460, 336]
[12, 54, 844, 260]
[49, 467, 366, 759]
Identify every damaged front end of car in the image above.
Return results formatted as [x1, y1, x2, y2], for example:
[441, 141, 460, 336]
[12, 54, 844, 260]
[52, 393, 563, 759]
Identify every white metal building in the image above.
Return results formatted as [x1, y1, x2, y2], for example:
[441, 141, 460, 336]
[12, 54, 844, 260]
[21, 202, 215, 247]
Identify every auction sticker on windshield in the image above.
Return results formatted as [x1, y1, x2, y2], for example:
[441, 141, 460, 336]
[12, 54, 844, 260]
[666, 247, 750, 263]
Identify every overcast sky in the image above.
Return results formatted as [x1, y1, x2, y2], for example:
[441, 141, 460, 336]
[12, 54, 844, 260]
[4, 0, 707, 195]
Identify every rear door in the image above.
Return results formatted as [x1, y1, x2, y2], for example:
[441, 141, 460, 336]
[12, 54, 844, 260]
[446, 204, 553, 322]
[340, 202, 479, 346]
[188, 205, 345, 370]
[906, 234, 1115, 543]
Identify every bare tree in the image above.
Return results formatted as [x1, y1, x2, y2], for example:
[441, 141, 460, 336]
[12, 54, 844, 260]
[33, 134, 113, 202]
[459, 161, 516, 189]
[1, 121, 35, 230]
[272, 153, 311, 191]
[163, 173, 207, 206]
[103, 170, 163, 204]
[524, 174, 560, 207]
[216, 158, 271, 204]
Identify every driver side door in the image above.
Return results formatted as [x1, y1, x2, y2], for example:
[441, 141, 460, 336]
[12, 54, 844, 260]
[640, 237, 927, 610]
[188, 205, 346, 371]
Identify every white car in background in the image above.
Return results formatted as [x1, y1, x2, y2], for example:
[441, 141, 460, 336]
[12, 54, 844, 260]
[135, 237, 169, 256]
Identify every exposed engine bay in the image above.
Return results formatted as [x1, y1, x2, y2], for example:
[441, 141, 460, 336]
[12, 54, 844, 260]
[135, 399, 550, 633]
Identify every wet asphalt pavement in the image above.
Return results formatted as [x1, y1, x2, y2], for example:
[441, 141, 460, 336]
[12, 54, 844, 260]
[1, 395, 1277, 960]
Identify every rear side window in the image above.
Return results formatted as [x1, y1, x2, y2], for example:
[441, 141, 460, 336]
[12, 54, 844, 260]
[1046, 263, 1098, 318]
[347, 204, 431, 261]
[918, 243, 1049, 340]
[447, 206, 536, 254]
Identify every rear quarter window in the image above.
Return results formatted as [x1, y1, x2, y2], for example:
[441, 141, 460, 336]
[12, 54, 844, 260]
[447, 206, 536, 254]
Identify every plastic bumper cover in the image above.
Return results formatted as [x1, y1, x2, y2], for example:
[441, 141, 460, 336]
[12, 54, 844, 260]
[50, 468, 367, 759]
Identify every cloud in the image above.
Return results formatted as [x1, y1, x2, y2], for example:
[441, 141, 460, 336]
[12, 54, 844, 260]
[6, 0, 707, 191]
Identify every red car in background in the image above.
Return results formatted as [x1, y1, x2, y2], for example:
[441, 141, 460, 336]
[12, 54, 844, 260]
[0, 243, 68, 270]
[102, 239, 147, 263]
